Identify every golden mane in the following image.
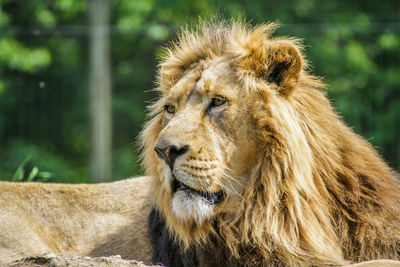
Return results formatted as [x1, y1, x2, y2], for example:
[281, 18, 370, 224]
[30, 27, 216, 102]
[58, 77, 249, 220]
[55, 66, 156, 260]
[142, 21, 400, 266]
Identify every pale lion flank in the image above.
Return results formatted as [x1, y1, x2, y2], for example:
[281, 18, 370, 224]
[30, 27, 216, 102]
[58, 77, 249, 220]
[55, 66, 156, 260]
[143, 21, 400, 266]
[0, 177, 152, 265]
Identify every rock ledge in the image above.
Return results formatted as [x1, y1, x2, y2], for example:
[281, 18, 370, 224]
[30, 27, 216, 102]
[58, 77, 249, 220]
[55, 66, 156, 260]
[8, 253, 158, 267]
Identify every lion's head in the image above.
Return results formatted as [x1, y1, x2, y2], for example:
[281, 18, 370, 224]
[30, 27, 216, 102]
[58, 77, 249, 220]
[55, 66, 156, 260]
[142, 21, 400, 266]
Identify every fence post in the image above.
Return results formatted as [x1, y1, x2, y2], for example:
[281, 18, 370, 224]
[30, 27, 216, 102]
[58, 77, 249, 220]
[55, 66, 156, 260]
[88, 0, 111, 182]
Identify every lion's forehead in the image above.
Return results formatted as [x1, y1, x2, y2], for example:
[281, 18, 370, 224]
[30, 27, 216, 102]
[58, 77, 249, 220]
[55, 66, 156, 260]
[167, 58, 236, 101]
[197, 60, 233, 88]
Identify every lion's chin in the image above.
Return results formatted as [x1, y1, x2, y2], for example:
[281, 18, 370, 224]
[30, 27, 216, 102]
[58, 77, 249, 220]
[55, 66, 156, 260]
[171, 177, 224, 224]
[172, 191, 215, 224]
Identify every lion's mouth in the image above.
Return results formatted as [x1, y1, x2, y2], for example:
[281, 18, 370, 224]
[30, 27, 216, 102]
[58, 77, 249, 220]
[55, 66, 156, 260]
[171, 177, 224, 205]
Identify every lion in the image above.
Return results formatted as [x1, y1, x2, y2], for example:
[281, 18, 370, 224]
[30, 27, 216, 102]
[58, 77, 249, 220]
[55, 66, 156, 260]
[142, 21, 400, 266]
[0, 176, 152, 265]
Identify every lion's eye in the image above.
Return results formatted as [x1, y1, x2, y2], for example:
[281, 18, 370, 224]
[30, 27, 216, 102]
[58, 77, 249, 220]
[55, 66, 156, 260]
[210, 95, 226, 108]
[164, 104, 176, 114]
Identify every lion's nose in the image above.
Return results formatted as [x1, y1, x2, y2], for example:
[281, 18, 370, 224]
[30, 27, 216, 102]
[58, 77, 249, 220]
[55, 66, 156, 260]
[154, 145, 189, 167]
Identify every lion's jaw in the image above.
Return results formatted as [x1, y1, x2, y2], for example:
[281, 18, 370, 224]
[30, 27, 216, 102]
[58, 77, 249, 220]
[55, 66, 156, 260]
[154, 59, 257, 225]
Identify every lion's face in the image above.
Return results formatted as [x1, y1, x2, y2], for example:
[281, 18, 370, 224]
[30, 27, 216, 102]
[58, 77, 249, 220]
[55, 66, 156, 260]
[154, 58, 258, 224]
[143, 21, 308, 248]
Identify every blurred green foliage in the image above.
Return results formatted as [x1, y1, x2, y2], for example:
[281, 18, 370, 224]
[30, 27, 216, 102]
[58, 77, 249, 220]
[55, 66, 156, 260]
[0, 0, 399, 182]
[12, 155, 52, 182]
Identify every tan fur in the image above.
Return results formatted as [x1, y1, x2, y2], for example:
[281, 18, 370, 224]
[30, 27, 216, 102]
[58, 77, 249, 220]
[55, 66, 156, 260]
[141, 21, 400, 266]
[0, 176, 152, 265]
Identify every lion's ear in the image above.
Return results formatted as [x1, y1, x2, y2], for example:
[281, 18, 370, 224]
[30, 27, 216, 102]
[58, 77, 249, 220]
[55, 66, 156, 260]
[232, 27, 303, 96]
[264, 41, 302, 95]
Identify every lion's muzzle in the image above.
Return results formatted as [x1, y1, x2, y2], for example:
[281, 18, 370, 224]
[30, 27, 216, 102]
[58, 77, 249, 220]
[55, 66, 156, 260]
[154, 141, 224, 209]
